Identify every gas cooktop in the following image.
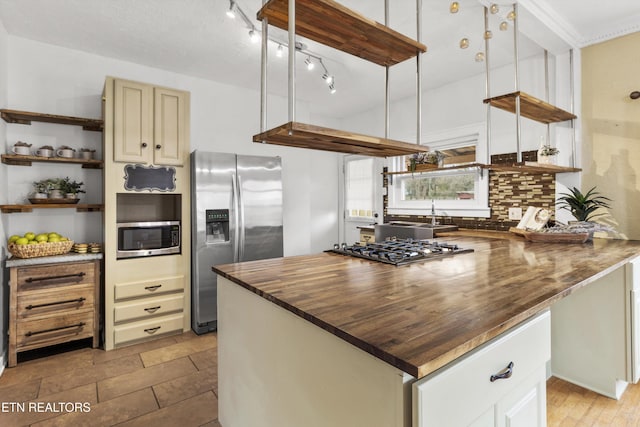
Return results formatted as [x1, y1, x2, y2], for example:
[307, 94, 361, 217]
[327, 238, 474, 266]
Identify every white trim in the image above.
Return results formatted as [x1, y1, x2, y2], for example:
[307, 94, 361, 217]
[0, 352, 5, 376]
[516, 0, 581, 50]
[387, 207, 491, 218]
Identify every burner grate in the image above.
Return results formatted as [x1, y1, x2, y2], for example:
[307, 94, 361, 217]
[327, 239, 473, 266]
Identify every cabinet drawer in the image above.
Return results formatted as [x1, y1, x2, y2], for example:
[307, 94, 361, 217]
[16, 311, 94, 350]
[413, 310, 550, 427]
[114, 294, 184, 323]
[114, 275, 184, 300]
[114, 313, 184, 346]
[17, 285, 95, 319]
[16, 262, 95, 292]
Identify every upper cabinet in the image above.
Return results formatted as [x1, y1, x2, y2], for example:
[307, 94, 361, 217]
[111, 79, 189, 166]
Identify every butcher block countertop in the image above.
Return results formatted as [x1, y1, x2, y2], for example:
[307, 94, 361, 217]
[213, 233, 640, 379]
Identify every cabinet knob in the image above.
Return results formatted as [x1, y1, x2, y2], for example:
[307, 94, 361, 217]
[141, 142, 148, 148]
[631, 91, 640, 100]
[155, 144, 162, 150]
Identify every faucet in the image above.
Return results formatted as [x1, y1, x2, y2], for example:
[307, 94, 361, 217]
[431, 200, 437, 226]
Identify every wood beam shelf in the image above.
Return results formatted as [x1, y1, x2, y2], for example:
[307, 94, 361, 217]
[253, 122, 426, 157]
[1, 109, 104, 131]
[483, 92, 577, 124]
[0, 204, 103, 214]
[257, 0, 427, 66]
[1, 154, 103, 169]
[384, 162, 581, 175]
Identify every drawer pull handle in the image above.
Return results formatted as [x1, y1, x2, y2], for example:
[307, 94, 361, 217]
[144, 306, 161, 314]
[490, 361, 514, 382]
[26, 272, 86, 283]
[144, 285, 162, 292]
[26, 297, 86, 310]
[25, 322, 86, 337]
[144, 326, 161, 334]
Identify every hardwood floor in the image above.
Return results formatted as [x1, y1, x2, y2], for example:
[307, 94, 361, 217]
[0, 331, 220, 427]
[1, 331, 640, 426]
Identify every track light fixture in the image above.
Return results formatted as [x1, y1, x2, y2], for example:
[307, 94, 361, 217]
[225, 1, 336, 95]
[305, 56, 315, 71]
[226, 0, 236, 18]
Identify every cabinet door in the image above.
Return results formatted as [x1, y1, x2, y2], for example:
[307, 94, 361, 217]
[153, 87, 188, 166]
[495, 369, 546, 427]
[114, 79, 153, 163]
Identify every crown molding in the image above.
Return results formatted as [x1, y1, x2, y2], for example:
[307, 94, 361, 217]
[516, 0, 581, 49]
[577, 13, 640, 47]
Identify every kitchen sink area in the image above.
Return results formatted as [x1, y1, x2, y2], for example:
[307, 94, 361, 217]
[374, 222, 458, 241]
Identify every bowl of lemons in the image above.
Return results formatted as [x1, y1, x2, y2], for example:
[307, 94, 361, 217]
[7, 232, 73, 258]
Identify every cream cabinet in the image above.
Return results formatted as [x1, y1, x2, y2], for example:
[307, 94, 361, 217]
[413, 310, 550, 427]
[111, 78, 188, 166]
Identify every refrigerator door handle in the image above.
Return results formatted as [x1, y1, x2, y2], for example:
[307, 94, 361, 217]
[237, 174, 246, 261]
[231, 173, 240, 262]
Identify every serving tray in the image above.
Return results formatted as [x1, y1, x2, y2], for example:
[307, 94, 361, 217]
[29, 198, 80, 204]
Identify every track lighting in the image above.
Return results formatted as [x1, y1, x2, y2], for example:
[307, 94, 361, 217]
[249, 29, 260, 43]
[305, 56, 314, 71]
[276, 44, 284, 57]
[329, 83, 336, 94]
[323, 74, 334, 85]
[226, 0, 236, 18]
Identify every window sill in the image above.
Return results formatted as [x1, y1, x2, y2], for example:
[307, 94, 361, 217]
[386, 207, 491, 218]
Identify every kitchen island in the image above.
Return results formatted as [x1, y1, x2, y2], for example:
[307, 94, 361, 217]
[213, 234, 640, 426]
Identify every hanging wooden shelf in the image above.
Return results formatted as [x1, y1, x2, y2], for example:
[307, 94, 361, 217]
[257, 0, 427, 66]
[0, 204, 104, 214]
[1, 109, 104, 131]
[1, 154, 103, 169]
[384, 162, 581, 175]
[483, 92, 577, 124]
[253, 122, 425, 157]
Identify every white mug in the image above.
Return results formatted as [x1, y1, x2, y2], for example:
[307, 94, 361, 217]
[12, 146, 30, 155]
[36, 148, 53, 157]
[56, 148, 75, 158]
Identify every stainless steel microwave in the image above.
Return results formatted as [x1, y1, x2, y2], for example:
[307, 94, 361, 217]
[116, 221, 181, 259]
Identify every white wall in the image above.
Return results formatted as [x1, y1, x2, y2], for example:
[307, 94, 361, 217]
[0, 17, 8, 371]
[2, 36, 341, 257]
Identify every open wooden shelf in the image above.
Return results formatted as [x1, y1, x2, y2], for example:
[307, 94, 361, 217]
[253, 122, 425, 157]
[483, 92, 577, 124]
[1, 109, 104, 131]
[1, 154, 103, 169]
[0, 204, 103, 214]
[257, 0, 427, 66]
[384, 162, 581, 175]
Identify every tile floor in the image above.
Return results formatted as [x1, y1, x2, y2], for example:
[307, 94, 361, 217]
[3, 331, 640, 426]
[0, 331, 220, 427]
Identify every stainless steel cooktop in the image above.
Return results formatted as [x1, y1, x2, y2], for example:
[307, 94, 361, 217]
[327, 238, 474, 266]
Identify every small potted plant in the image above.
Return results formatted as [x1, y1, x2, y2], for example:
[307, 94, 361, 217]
[60, 177, 85, 199]
[407, 151, 445, 171]
[32, 180, 52, 199]
[538, 144, 559, 165]
[47, 178, 65, 199]
[557, 186, 612, 239]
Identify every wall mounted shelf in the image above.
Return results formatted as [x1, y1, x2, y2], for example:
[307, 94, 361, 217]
[1, 154, 103, 169]
[1, 109, 104, 131]
[384, 162, 581, 176]
[483, 92, 577, 124]
[0, 204, 103, 214]
[257, 0, 427, 66]
[254, 122, 425, 157]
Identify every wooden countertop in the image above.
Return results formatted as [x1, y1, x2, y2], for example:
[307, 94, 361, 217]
[213, 234, 640, 379]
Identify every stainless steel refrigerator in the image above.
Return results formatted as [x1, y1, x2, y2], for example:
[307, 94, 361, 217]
[190, 150, 283, 334]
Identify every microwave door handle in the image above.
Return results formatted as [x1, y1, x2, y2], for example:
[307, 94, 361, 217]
[237, 174, 246, 261]
[231, 173, 240, 263]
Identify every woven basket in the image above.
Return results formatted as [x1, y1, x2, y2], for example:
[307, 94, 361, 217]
[8, 240, 74, 259]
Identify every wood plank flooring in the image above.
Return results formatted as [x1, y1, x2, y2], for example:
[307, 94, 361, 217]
[1, 331, 640, 426]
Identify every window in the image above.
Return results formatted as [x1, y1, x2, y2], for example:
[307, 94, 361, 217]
[387, 124, 490, 218]
[345, 157, 376, 220]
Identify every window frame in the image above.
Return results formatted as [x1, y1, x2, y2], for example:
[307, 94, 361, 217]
[386, 123, 490, 218]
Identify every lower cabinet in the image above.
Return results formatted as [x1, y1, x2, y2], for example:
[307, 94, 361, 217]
[113, 275, 185, 347]
[8, 259, 100, 367]
[413, 310, 550, 427]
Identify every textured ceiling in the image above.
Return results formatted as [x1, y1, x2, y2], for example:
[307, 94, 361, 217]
[0, 0, 638, 118]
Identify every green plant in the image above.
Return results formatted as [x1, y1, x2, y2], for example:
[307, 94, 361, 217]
[60, 177, 85, 195]
[557, 186, 611, 222]
[539, 144, 559, 156]
[33, 180, 52, 194]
